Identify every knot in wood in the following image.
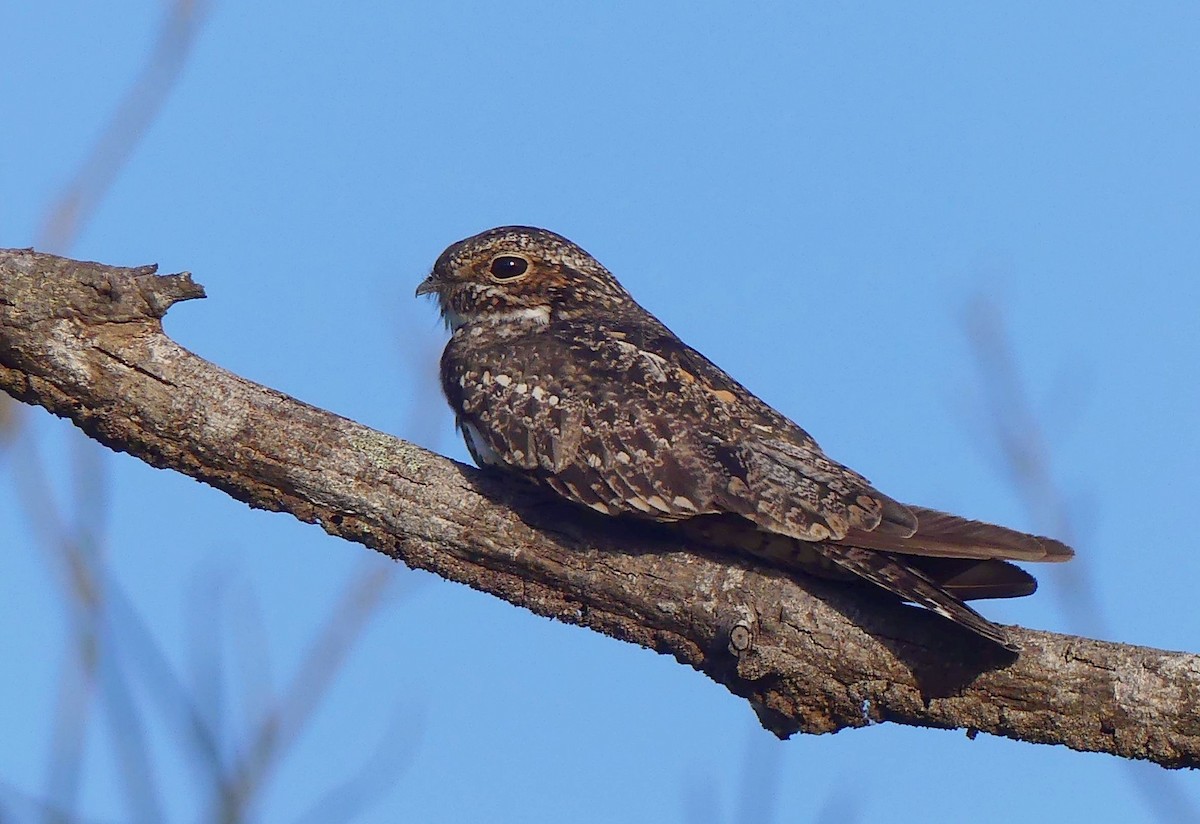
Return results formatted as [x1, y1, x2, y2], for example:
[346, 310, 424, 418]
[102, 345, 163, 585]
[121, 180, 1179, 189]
[728, 620, 753, 656]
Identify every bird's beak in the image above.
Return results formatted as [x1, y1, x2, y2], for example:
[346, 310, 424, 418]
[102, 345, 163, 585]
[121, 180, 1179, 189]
[415, 275, 439, 298]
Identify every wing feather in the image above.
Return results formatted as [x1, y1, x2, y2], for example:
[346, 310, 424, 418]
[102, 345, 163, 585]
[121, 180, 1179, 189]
[907, 557, 1038, 600]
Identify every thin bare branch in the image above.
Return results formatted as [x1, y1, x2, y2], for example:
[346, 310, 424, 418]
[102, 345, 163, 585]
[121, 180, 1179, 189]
[35, 0, 211, 253]
[0, 779, 122, 824]
[963, 298, 1104, 631]
[3, 248, 1199, 770]
[964, 297, 1199, 817]
[222, 566, 404, 822]
[20, 3, 211, 818]
[103, 575, 229, 801]
[290, 704, 425, 824]
[11, 432, 104, 824]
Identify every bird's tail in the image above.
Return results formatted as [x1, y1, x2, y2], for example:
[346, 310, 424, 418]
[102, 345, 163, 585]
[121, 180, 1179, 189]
[810, 543, 1020, 651]
[844, 505, 1074, 563]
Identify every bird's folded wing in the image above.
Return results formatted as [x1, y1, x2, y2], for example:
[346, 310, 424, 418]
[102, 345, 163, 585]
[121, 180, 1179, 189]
[719, 437, 919, 543]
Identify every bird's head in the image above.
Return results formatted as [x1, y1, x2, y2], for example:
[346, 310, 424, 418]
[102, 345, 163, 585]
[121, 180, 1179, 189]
[416, 226, 634, 330]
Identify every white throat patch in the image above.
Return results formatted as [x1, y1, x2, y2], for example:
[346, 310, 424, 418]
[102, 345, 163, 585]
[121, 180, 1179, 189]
[444, 303, 551, 331]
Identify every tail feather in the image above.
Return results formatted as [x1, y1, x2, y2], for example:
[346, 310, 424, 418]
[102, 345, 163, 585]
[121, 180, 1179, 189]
[906, 557, 1037, 600]
[812, 543, 1020, 651]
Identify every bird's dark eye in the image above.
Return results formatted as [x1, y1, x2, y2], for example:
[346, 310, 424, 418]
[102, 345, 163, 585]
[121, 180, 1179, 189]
[489, 255, 529, 280]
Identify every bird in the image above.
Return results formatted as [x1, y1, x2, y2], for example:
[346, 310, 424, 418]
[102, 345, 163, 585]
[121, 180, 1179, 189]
[416, 226, 1073, 651]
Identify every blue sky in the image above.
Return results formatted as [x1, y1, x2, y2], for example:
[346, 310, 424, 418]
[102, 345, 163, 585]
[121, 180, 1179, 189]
[3, 2, 1199, 822]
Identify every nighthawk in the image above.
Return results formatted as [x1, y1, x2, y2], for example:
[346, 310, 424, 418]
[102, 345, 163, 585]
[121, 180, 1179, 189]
[417, 226, 1073, 651]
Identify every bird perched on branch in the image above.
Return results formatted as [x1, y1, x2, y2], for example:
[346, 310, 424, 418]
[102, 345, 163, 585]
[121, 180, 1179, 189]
[417, 226, 1072, 651]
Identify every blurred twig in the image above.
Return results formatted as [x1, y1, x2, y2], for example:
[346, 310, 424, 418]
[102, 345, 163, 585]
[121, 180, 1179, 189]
[219, 566, 404, 823]
[290, 704, 426, 824]
[10, 432, 160, 824]
[104, 576, 228, 803]
[36, 0, 211, 254]
[682, 770, 722, 824]
[732, 727, 782, 824]
[15, 2, 419, 821]
[21, 2, 210, 821]
[0, 780, 121, 824]
[963, 295, 1198, 822]
[962, 296, 1105, 636]
[812, 789, 862, 824]
[213, 317, 442, 821]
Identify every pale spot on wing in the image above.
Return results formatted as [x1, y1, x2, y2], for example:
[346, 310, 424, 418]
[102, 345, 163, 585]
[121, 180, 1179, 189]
[644, 494, 673, 513]
[612, 339, 671, 381]
[626, 497, 654, 513]
[805, 523, 831, 540]
[639, 349, 671, 382]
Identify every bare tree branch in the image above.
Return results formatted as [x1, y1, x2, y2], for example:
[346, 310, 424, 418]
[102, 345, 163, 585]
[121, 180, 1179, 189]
[3, 248, 1199, 770]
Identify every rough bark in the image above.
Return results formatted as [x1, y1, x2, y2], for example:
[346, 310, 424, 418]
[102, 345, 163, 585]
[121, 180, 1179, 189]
[2, 247, 1197, 769]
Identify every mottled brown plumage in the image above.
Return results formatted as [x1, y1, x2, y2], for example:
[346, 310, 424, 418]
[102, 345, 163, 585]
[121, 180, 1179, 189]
[417, 226, 1073, 651]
